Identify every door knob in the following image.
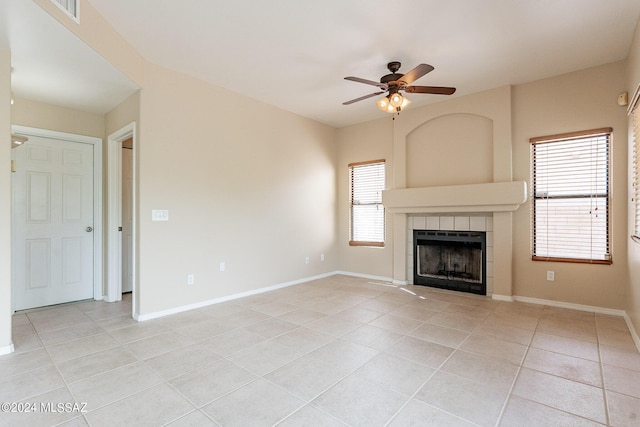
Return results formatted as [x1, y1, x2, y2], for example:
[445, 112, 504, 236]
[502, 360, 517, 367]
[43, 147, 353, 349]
[86, 226, 93, 232]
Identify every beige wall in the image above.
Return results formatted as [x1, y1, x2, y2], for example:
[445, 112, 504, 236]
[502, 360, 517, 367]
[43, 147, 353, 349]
[11, 98, 105, 137]
[0, 50, 12, 353]
[627, 18, 640, 338]
[136, 64, 338, 314]
[337, 118, 393, 278]
[105, 91, 140, 137]
[338, 63, 630, 310]
[512, 62, 629, 308]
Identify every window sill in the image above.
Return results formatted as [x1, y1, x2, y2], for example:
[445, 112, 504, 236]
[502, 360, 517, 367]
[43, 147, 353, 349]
[349, 241, 384, 248]
[532, 256, 612, 265]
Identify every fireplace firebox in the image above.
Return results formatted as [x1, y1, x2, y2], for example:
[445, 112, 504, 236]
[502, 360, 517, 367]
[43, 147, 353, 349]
[413, 230, 486, 295]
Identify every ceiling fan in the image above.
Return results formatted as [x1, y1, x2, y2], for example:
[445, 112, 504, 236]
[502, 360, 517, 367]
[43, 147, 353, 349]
[343, 61, 456, 113]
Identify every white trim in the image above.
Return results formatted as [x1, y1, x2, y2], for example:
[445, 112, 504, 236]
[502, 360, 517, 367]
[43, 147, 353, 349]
[514, 295, 626, 316]
[11, 125, 103, 303]
[623, 312, 640, 353]
[106, 129, 122, 302]
[0, 343, 15, 356]
[492, 294, 514, 302]
[135, 271, 336, 322]
[106, 123, 137, 315]
[335, 271, 394, 283]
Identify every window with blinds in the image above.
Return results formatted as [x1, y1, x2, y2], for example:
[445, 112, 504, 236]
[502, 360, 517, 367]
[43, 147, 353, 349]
[530, 128, 612, 264]
[633, 102, 640, 241]
[349, 160, 385, 247]
[51, 0, 79, 21]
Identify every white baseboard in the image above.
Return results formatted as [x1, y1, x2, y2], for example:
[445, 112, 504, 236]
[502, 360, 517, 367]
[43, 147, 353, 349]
[135, 271, 338, 322]
[0, 342, 14, 356]
[623, 312, 640, 353]
[492, 294, 514, 302]
[335, 271, 394, 284]
[513, 295, 626, 317]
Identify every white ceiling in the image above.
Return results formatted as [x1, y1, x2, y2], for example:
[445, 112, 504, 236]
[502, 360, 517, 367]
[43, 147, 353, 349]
[2, 1, 640, 127]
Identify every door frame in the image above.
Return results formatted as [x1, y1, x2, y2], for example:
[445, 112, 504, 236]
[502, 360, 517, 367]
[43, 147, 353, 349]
[11, 125, 103, 305]
[106, 123, 137, 316]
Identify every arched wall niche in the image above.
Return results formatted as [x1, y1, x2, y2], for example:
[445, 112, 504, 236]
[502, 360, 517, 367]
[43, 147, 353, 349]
[406, 113, 493, 188]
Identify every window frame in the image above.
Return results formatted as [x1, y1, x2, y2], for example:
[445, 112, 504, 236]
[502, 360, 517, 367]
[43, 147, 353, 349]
[631, 86, 640, 244]
[349, 159, 386, 247]
[530, 128, 612, 264]
[51, 0, 80, 23]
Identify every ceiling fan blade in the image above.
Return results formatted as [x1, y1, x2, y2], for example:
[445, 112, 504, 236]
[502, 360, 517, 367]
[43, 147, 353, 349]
[344, 76, 388, 89]
[399, 64, 434, 85]
[342, 91, 385, 105]
[405, 85, 456, 95]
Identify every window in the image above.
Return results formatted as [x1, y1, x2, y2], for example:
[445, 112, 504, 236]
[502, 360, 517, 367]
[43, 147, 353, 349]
[51, 0, 79, 21]
[349, 160, 385, 246]
[530, 128, 611, 264]
[632, 91, 640, 242]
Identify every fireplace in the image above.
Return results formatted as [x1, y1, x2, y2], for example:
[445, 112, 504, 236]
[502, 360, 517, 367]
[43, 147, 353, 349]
[413, 229, 487, 295]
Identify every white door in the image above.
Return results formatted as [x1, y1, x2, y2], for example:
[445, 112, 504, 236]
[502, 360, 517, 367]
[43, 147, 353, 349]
[121, 143, 133, 293]
[12, 135, 95, 311]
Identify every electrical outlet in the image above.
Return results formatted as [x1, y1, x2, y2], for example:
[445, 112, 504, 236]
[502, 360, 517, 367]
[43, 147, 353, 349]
[320, 253, 325, 262]
[546, 271, 555, 282]
[219, 262, 225, 272]
[187, 274, 195, 285]
[305, 256, 310, 264]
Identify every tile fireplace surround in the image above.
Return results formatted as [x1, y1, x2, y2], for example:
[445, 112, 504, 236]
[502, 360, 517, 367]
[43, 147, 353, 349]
[408, 215, 494, 295]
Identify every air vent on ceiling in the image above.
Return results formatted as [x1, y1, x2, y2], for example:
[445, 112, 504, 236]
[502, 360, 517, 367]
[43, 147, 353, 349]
[51, 0, 79, 22]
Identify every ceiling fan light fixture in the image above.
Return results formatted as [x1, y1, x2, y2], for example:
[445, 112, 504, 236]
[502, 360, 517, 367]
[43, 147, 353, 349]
[389, 92, 404, 108]
[379, 93, 411, 113]
[376, 95, 390, 112]
[399, 95, 411, 110]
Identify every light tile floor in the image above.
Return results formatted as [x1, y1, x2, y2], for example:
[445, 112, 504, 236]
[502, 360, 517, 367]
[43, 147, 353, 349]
[2, 275, 640, 426]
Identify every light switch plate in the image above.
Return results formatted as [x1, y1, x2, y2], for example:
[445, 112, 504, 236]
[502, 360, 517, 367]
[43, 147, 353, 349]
[152, 210, 169, 221]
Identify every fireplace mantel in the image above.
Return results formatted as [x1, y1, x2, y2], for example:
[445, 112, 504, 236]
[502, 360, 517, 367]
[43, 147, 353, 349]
[382, 181, 527, 214]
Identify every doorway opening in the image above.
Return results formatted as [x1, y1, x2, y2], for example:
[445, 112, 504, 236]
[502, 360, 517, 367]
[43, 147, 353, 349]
[106, 123, 138, 319]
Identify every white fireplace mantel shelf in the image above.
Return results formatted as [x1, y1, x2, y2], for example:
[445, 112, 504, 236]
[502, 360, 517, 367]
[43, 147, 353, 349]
[382, 181, 528, 214]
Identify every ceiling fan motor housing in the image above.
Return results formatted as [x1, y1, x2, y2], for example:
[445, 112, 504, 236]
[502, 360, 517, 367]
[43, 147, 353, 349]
[381, 61, 404, 87]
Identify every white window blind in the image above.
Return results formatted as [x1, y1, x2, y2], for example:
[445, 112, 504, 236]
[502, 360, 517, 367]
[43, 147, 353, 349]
[530, 128, 611, 264]
[349, 160, 385, 246]
[633, 105, 640, 240]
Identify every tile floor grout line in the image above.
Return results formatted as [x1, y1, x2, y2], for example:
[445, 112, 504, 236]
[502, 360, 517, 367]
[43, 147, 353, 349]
[492, 301, 543, 427]
[595, 318, 612, 426]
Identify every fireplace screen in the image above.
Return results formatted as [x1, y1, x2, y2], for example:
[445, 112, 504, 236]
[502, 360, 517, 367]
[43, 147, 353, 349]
[413, 230, 486, 295]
